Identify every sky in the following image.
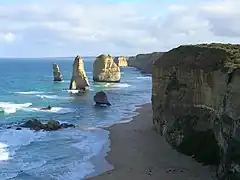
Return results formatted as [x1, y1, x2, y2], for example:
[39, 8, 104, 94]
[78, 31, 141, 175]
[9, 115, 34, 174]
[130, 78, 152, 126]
[0, 0, 239, 57]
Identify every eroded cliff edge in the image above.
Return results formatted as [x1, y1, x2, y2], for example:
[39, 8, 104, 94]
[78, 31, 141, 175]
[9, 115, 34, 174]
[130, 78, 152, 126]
[128, 52, 164, 74]
[152, 43, 240, 179]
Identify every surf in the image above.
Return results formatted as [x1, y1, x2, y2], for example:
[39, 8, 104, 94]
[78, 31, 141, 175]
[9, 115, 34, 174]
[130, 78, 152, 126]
[0, 102, 32, 114]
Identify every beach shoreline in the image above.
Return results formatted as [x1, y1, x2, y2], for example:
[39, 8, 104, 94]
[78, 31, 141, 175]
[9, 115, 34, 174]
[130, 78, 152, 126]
[87, 103, 214, 180]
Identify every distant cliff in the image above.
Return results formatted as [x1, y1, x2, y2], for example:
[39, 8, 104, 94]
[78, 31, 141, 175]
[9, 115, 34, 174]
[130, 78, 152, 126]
[152, 43, 240, 179]
[128, 52, 164, 74]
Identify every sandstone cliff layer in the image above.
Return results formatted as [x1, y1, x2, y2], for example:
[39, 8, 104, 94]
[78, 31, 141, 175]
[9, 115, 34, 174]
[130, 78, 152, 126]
[114, 56, 128, 67]
[152, 43, 240, 179]
[128, 52, 164, 74]
[93, 54, 120, 82]
[69, 55, 90, 90]
[52, 63, 63, 81]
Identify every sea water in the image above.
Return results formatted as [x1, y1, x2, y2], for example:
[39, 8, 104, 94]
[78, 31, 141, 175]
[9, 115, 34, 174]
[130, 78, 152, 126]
[0, 57, 152, 180]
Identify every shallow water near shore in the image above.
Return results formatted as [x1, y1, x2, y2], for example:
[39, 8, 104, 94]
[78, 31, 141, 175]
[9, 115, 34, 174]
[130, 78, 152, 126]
[0, 57, 151, 180]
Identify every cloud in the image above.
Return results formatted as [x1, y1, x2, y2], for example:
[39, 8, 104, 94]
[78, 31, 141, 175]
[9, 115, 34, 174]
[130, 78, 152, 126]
[0, 0, 239, 57]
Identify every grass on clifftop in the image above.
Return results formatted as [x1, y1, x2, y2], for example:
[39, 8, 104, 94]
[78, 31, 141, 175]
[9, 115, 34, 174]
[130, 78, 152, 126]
[185, 43, 240, 68]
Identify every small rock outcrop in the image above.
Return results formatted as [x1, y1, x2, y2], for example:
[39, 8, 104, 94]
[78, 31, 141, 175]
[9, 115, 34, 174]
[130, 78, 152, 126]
[114, 56, 128, 67]
[94, 91, 111, 106]
[53, 63, 63, 81]
[152, 43, 240, 179]
[21, 119, 75, 131]
[69, 55, 90, 91]
[128, 52, 164, 74]
[93, 54, 120, 82]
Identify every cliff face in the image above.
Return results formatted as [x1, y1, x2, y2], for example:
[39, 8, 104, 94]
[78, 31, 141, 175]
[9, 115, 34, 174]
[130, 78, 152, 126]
[69, 55, 90, 90]
[93, 54, 120, 82]
[52, 63, 63, 81]
[128, 52, 164, 74]
[114, 56, 128, 67]
[152, 43, 240, 179]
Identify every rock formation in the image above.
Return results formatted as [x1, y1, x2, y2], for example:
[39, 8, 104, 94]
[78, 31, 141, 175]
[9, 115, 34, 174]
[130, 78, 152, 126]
[114, 56, 128, 67]
[93, 54, 120, 82]
[69, 55, 90, 91]
[152, 43, 240, 179]
[94, 91, 111, 106]
[128, 52, 164, 74]
[53, 63, 63, 81]
[21, 119, 75, 131]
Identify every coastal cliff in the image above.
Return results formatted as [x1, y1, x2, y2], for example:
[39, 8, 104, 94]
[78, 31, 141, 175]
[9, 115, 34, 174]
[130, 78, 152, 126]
[69, 55, 90, 90]
[152, 43, 240, 179]
[93, 54, 120, 82]
[128, 52, 164, 74]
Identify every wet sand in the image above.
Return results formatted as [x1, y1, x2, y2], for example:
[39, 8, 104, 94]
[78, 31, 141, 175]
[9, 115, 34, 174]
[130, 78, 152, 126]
[88, 103, 214, 180]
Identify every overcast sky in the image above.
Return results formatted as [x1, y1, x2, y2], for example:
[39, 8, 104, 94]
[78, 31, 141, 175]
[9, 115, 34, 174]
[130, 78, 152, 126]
[0, 0, 239, 57]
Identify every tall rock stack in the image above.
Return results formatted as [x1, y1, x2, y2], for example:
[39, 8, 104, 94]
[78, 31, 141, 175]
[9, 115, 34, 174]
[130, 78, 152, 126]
[52, 63, 63, 81]
[93, 54, 120, 82]
[114, 56, 128, 67]
[69, 55, 90, 91]
[152, 43, 240, 179]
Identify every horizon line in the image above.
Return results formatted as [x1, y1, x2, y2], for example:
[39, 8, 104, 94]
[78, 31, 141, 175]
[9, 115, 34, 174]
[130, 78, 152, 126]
[0, 55, 135, 59]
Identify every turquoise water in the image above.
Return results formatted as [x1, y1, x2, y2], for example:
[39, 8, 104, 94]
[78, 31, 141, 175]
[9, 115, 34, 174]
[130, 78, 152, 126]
[0, 58, 152, 180]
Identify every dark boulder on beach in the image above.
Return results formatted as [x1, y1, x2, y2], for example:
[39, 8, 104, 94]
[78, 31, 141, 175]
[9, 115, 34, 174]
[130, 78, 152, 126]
[94, 91, 111, 106]
[21, 119, 75, 131]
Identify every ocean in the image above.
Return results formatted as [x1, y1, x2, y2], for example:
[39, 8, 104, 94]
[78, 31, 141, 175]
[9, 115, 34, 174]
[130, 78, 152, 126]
[0, 57, 152, 180]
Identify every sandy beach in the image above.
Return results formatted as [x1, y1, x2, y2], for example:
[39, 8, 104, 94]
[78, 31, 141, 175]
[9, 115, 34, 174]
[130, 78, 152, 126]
[88, 103, 214, 180]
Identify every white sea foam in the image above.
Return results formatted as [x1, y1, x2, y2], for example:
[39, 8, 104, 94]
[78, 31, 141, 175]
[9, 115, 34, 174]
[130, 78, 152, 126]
[62, 80, 70, 83]
[31, 107, 75, 114]
[64, 90, 81, 94]
[2, 128, 109, 180]
[136, 76, 151, 79]
[58, 162, 94, 180]
[72, 130, 109, 160]
[0, 129, 46, 161]
[0, 142, 9, 161]
[0, 102, 32, 114]
[36, 94, 72, 100]
[64, 89, 94, 93]
[101, 83, 131, 88]
[15, 91, 46, 95]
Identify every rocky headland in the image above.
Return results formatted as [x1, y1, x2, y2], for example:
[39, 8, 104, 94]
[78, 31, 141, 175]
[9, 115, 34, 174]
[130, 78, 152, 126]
[152, 43, 240, 179]
[93, 54, 120, 82]
[113, 56, 128, 67]
[69, 55, 90, 91]
[52, 63, 63, 81]
[128, 52, 164, 74]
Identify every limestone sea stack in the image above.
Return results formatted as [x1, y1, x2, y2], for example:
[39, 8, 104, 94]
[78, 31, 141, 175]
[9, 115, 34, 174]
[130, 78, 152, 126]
[114, 56, 128, 67]
[69, 55, 90, 91]
[93, 54, 120, 82]
[52, 63, 63, 81]
[152, 43, 240, 179]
